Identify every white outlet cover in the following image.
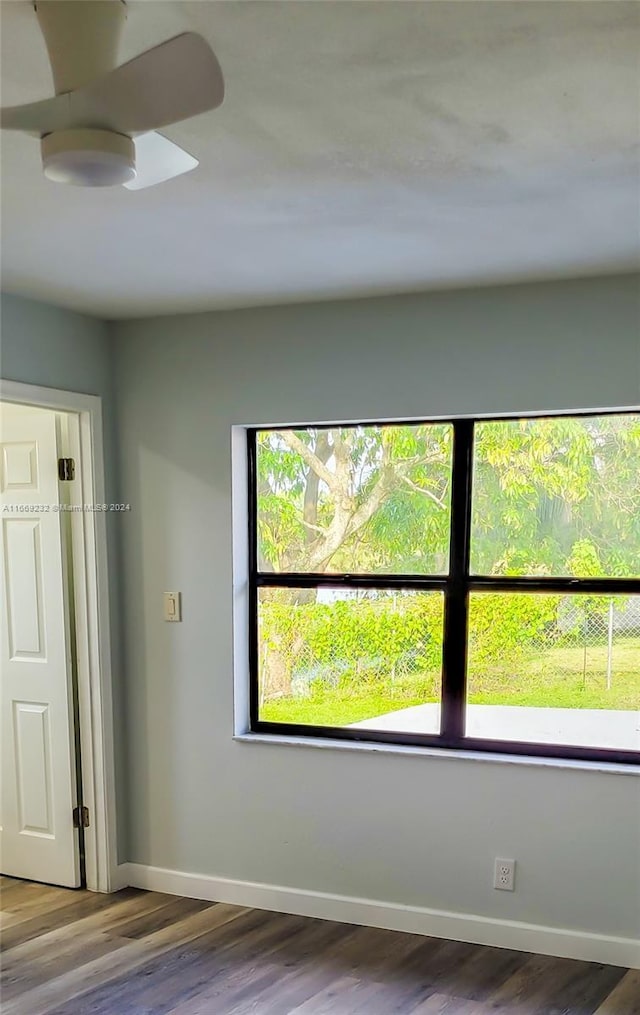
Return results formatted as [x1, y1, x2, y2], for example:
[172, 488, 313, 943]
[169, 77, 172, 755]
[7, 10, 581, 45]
[494, 857, 516, 891]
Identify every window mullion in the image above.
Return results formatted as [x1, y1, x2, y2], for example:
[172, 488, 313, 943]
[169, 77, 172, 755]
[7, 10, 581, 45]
[441, 419, 474, 742]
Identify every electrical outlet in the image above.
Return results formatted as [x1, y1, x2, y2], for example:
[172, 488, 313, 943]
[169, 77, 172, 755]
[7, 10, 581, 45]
[494, 858, 516, 891]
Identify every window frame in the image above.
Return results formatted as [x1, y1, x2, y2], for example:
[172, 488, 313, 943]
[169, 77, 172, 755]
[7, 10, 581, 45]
[247, 412, 640, 765]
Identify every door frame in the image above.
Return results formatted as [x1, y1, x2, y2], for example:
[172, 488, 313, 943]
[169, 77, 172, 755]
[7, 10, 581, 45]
[0, 379, 118, 892]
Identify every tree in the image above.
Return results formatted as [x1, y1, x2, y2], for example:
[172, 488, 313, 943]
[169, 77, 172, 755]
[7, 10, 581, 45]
[257, 424, 452, 574]
[257, 415, 640, 579]
[471, 415, 640, 576]
[256, 415, 640, 702]
[257, 423, 451, 696]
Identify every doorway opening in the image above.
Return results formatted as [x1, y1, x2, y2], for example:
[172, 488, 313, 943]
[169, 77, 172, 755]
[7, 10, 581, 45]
[0, 382, 117, 892]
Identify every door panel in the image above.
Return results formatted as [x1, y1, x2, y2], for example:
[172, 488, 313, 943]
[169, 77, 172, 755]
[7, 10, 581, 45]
[0, 403, 80, 887]
[2, 441, 38, 490]
[4, 520, 46, 658]
[13, 701, 54, 836]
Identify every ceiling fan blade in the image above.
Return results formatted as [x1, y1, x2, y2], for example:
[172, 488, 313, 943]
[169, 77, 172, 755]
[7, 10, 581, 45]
[1, 32, 223, 138]
[70, 32, 224, 134]
[0, 93, 73, 136]
[124, 132, 198, 190]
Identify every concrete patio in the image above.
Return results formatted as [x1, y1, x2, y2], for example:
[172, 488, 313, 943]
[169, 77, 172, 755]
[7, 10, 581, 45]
[352, 703, 640, 752]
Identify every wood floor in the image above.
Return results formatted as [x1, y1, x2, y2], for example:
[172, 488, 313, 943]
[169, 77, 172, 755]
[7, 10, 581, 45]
[0, 877, 637, 1014]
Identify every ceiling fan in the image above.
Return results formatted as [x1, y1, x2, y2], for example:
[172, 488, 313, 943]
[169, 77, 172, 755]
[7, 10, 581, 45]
[0, 0, 225, 189]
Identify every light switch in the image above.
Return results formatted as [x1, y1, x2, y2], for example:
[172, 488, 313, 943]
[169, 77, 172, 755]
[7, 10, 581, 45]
[163, 592, 181, 622]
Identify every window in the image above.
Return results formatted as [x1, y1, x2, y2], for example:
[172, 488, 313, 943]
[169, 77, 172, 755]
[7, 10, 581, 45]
[248, 413, 640, 764]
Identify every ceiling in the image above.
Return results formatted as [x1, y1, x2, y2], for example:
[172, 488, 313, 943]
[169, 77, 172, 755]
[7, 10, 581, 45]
[1, 1, 639, 320]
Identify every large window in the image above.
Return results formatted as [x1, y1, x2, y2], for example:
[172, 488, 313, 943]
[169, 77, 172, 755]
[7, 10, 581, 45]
[248, 413, 640, 763]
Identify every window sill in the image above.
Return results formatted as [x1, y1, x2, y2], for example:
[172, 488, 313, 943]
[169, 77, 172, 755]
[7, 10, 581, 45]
[234, 732, 639, 775]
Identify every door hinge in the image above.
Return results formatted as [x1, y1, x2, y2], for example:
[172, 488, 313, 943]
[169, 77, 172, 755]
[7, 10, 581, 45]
[58, 457, 75, 481]
[73, 805, 90, 829]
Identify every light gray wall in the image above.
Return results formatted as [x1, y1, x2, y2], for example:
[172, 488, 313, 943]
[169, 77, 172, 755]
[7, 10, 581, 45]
[113, 274, 640, 941]
[0, 293, 128, 859]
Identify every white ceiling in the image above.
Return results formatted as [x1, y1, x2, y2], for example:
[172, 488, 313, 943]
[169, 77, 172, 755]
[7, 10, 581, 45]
[1, 1, 639, 320]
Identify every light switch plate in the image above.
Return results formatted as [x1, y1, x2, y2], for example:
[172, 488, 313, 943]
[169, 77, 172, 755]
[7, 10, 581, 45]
[163, 591, 182, 622]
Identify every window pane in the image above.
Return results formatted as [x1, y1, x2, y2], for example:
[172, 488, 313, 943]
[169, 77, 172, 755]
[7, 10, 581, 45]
[256, 423, 453, 574]
[470, 414, 640, 577]
[466, 593, 640, 751]
[258, 588, 444, 734]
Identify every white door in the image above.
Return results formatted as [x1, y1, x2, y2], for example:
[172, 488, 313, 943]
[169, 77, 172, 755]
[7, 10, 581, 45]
[0, 402, 80, 887]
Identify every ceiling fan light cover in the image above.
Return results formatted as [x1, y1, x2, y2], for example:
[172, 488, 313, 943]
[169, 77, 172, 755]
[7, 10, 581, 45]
[41, 129, 135, 187]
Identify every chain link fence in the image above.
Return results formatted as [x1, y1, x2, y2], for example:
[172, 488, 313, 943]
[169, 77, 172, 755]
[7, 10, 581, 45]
[258, 589, 443, 705]
[259, 591, 640, 707]
[467, 594, 640, 697]
[554, 596, 640, 689]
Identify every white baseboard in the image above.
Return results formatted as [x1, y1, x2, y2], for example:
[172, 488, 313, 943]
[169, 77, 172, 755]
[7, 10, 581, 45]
[117, 862, 639, 969]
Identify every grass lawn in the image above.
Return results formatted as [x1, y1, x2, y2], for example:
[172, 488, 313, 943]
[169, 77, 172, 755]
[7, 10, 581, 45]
[260, 638, 640, 726]
[262, 689, 430, 727]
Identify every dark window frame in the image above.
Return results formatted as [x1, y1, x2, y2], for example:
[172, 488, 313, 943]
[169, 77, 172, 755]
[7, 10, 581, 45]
[247, 412, 640, 765]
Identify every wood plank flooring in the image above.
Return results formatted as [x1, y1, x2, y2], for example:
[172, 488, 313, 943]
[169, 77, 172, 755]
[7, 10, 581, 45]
[0, 877, 636, 1014]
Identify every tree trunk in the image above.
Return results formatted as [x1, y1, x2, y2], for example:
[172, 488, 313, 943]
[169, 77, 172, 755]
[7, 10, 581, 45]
[294, 430, 332, 602]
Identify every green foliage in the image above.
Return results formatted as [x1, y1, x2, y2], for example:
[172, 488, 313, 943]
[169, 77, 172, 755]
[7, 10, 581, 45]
[256, 414, 640, 720]
[306, 596, 441, 676]
[257, 415, 640, 578]
[260, 593, 443, 693]
[467, 594, 560, 669]
[257, 423, 453, 573]
[261, 593, 572, 698]
[567, 539, 604, 578]
[472, 415, 640, 576]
